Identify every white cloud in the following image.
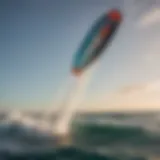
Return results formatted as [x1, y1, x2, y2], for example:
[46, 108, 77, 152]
[138, 8, 160, 28]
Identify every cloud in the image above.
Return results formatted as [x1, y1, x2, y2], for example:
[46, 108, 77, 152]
[137, 8, 160, 28]
[145, 80, 160, 92]
[119, 83, 147, 94]
[119, 80, 160, 94]
[82, 80, 160, 112]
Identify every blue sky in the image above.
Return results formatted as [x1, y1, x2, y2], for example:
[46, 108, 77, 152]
[1, 0, 160, 110]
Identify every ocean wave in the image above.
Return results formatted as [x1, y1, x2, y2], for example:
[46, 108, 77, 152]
[72, 123, 160, 146]
[0, 111, 159, 159]
[0, 146, 147, 160]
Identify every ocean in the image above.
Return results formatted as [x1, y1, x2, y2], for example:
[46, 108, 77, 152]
[0, 111, 159, 160]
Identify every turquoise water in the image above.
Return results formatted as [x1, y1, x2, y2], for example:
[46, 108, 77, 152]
[0, 112, 160, 160]
[4, 147, 147, 160]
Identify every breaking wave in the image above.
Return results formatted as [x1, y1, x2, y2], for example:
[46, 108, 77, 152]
[0, 111, 160, 159]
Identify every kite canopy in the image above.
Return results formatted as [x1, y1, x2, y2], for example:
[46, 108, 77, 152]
[72, 9, 122, 76]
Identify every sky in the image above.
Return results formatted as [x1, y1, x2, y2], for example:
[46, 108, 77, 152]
[0, 0, 160, 111]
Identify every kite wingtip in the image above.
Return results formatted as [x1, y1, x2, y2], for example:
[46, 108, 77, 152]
[108, 8, 122, 22]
